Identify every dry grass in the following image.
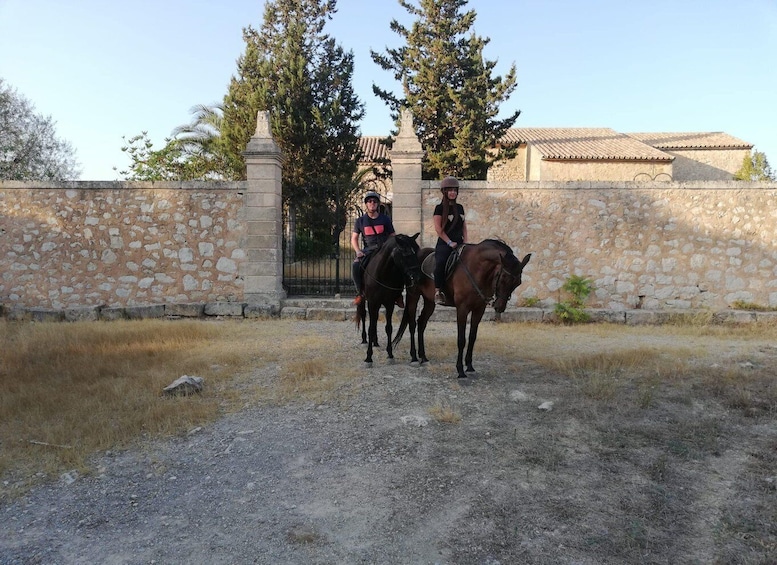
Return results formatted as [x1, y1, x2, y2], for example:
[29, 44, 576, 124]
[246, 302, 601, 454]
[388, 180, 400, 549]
[429, 399, 462, 424]
[0, 318, 359, 495]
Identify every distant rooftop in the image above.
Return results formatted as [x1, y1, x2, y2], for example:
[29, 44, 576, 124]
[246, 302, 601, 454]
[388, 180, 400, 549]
[358, 128, 752, 163]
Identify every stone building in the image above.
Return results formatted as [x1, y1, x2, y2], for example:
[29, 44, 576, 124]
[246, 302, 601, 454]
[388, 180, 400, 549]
[360, 128, 753, 184]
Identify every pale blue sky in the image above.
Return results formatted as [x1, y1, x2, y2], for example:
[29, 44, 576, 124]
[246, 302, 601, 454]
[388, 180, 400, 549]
[1, 0, 775, 180]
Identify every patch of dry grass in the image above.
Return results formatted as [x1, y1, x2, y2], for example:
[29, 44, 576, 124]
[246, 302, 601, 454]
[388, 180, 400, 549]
[0, 318, 359, 496]
[429, 399, 462, 424]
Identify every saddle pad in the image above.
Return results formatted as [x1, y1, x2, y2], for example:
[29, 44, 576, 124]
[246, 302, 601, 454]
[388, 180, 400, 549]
[421, 250, 460, 279]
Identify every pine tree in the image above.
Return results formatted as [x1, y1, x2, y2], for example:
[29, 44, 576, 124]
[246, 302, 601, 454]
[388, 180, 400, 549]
[370, 0, 519, 179]
[220, 0, 364, 201]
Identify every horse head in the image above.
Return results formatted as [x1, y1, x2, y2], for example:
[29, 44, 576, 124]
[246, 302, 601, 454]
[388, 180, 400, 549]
[391, 232, 422, 289]
[492, 251, 532, 313]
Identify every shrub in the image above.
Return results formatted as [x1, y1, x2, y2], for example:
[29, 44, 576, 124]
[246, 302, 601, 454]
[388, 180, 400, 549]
[554, 275, 595, 324]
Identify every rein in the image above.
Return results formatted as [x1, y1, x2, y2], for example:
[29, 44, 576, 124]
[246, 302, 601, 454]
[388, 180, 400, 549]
[455, 246, 488, 303]
[363, 245, 412, 293]
[457, 246, 520, 306]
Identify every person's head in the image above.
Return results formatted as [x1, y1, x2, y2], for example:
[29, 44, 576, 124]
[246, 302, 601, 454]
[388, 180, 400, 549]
[440, 176, 459, 201]
[363, 191, 380, 208]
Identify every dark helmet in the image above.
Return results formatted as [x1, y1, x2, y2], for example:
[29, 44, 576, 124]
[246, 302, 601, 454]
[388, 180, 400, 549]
[440, 176, 459, 192]
[363, 190, 380, 203]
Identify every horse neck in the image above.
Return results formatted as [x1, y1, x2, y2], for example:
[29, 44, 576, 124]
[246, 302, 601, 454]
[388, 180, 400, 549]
[461, 245, 502, 285]
[372, 245, 403, 281]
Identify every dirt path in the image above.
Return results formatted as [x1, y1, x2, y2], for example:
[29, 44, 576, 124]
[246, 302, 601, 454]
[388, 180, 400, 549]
[2, 321, 775, 564]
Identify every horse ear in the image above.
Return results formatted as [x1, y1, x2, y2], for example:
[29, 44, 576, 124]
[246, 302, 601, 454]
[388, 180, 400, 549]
[521, 253, 532, 267]
[411, 232, 420, 240]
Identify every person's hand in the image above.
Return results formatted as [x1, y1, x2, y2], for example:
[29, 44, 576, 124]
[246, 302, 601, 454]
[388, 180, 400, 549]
[356, 250, 365, 258]
[448, 241, 458, 249]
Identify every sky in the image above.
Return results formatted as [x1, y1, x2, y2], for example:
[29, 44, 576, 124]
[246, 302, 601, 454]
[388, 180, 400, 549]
[1, 0, 776, 180]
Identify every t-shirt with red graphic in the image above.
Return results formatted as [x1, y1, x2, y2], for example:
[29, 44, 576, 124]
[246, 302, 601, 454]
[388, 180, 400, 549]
[353, 213, 395, 251]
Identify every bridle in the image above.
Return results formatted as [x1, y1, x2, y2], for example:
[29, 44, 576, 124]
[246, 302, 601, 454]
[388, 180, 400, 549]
[457, 246, 521, 307]
[491, 261, 522, 308]
[363, 240, 419, 292]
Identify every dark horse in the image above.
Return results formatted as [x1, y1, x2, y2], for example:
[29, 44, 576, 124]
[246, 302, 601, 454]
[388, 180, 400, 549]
[355, 233, 421, 365]
[393, 239, 531, 378]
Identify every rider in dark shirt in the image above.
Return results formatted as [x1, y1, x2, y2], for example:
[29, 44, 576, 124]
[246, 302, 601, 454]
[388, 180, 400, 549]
[433, 176, 468, 305]
[351, 191, 403, 307]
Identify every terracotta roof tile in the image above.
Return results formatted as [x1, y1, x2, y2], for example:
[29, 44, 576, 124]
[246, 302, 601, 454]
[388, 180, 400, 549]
[358, 136, 390, 162]
[358, 128, 752, 163]
[626, 132, 753, 150]
[499, 128, 672, 161]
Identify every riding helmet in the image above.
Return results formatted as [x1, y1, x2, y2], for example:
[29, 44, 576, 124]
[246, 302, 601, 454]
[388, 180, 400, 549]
[363, 190, 380, 203]
[440, 176, 459, 192]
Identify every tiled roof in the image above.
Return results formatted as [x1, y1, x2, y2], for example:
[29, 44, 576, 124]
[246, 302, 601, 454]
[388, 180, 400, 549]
[626, 132, 753, 150]
[358, 128, 751, 163]
[498, 128, 672, 161]
[358, 136, 390, 162]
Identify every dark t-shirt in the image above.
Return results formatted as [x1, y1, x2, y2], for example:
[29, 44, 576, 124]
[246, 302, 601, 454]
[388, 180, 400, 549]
[353, 213, 395, 250]
[433, 203, 465, 244]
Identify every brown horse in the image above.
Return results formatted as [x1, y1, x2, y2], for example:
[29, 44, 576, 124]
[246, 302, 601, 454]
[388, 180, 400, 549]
[393, 239, 531, 378]
[355, 233, 421, 365]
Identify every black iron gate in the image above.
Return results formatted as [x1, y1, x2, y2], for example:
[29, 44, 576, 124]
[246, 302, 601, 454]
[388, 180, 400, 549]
[282, 190, 392, 297]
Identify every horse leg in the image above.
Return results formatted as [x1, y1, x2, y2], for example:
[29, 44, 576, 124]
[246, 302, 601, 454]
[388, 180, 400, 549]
[407, 293, 419, 364]
[358, 301, 367, 344]
[384, 304, 394, 362]
[455, 308, 469, 379]
[465, 307, 486, 374]
[365, 303, 380, 365]
[417, 297, 435, 364]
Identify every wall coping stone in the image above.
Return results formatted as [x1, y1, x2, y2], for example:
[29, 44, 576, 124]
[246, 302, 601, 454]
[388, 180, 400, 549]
[1, 300, 773, 326]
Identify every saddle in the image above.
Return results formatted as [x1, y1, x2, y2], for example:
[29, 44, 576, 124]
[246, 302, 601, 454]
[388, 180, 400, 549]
[421, 247, 461, 281]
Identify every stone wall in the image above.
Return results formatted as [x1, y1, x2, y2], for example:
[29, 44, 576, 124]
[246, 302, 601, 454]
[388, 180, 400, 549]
[0, 181, 248, 309]
[420, 181, 777, 311]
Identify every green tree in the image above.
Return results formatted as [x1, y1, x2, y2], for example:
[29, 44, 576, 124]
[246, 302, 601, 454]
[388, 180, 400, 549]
[734, 150, 775, 181]
[220, 0, 364, 197]
[117, 104, 230, 181]
[0, 78, 80, 180]
[370, 0, 520, 180]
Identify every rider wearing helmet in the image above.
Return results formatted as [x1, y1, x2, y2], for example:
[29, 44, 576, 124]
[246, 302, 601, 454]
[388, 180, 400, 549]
[351, 190, 403, 307]
[433, 176, 468, 305]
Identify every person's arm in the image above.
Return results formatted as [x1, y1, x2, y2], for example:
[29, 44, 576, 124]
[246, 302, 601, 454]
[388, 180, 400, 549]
[351, 229, 364, 258]
[434, 213, 458, 248]
[462, 208, 468, 243]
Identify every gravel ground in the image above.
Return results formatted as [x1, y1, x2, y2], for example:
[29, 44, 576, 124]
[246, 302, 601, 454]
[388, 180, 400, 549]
[2, 320, 776, 564]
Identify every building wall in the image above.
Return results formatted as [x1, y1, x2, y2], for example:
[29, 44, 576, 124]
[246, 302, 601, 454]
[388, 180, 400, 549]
[539, 160, 674, 182]
[669, 148, 749, 181]
[0, 181, 247, 309]
[421, 181, 777, 311]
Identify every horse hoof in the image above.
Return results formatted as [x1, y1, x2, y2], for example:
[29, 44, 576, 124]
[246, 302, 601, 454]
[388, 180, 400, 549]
[364, 361, 373, 368]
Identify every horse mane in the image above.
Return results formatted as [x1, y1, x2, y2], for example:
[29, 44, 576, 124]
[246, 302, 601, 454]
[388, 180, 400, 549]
[480, 238, 513, 256]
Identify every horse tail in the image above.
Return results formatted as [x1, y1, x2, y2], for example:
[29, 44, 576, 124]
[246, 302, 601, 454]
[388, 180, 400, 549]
[353, 298, 366, 330]
[392, 301, 410, 348]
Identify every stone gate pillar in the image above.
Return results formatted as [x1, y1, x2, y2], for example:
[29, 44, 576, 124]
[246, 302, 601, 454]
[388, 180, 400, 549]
[389, 108, 424, 239]
[242, 111, 286, 307]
